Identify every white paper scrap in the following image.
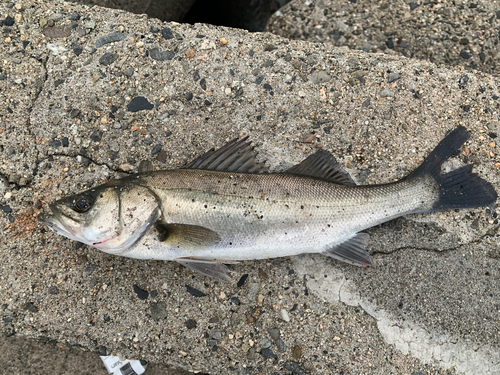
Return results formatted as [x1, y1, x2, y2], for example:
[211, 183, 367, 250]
[100, 355, 147, 375]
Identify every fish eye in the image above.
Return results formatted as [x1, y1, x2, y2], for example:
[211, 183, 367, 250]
[72, 194, 94, 213]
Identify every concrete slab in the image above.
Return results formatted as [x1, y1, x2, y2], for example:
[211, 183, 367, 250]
[1, 1, 499, 374]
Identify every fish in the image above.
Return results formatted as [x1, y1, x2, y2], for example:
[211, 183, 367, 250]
[39, 127, 497, 280]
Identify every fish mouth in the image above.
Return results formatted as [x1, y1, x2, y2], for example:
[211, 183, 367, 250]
[38, 204, 83, 241]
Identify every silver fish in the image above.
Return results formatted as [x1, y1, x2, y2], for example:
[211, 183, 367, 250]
[40, 127, 497, 280]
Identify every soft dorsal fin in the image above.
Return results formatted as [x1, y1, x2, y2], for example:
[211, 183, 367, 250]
[285, 150, 356, 185]
[182, 137, 267, 173]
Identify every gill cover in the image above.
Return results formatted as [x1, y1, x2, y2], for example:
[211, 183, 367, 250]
[43, 182, 160, 253]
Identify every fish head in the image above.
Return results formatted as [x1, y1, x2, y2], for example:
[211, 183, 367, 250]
[40, 180, 160, 254]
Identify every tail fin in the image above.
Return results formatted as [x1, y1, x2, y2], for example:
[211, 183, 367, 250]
[408, 126, 497, 211]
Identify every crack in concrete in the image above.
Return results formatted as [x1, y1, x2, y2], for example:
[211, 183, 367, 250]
[292, 256, 500, 374]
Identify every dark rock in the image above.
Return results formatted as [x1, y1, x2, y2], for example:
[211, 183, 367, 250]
[151, 144, 162, 155]
[150, 302, 167, 320]
[200, 78, 207, 90]
[276, 338, 286, 351]
[133, 284, 149, 300]
[90, 130, 102, 142]
[204, 100, 211, 106]
[49, 140, 61, 147]
[255, 75, 264, 85]
[262, 60, 274, 68]
[460, 50, 471, 59]
[2, 205, 12, 213]
[70, 108, 81, 118]
[237, 274, 248, 287]
[156, 150, 168, 163]
[186, 285, 206, 297]
[185, 319, 197, 329]
[95, 32, 128, 48]
[99, 52, 118, 66]
[69, 12, 81, 20]
[185, 92, 193, 101]
[230, 296, 241, 305]
[127, 96, 154, 112]
[409, 2, 419, 10]
[263, 83, 272, 91]
[23, 302, 38, 313]
[162, 27, 174, 40]
[149, 48, 175, 61]
[3, 16, 14, 26]
[387, 72, 401, 83]
[48, 286, 59, 295]
[261, 348, 277, 359]
[284, 361, 306, 375]
[386, 39, 394, 49]
[150, 26, 160, 33]
[268, 328, 280, 341]
[193, 71, 200, 81]
[72, 46, 83, 56]
[61, 137, 69, 147]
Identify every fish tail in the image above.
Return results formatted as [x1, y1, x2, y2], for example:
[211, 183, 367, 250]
[409, 126, 497, 211]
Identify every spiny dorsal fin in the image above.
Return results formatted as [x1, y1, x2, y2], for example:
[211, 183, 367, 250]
[182, 137, 267, 173]
[155, 223, 221, 250]
[323, 233, 372, 267]
[285, 150, 356, 185]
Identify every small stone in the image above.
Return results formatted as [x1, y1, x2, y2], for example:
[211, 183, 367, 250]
[184, 48, 196, 59]
[149, 48, 175, 61]
[268, 328, 280, 341]
[99, 52, 118, 66]
[23, 302, 38, 313]
[156, 150, 168, 163]
[49, 140, 61, 147]
[124, 67, 135, 77]
[310, 71, 331, 84]
[161, 27, 174, 40]
[247, 347, 256, 360]
[186, 285, 206, 297]
[284, 361, 306, 375]
[69, 12, 81, 20]
[43, 25, 71, 39]
[241, 343, 249, 353]
[280, 308, 290, 322]
[127, 96, 154, 112]
[219, 37, 227, 45]
[150, 302, 167, 320]
[133, 285, 149, 300]
[409, 2, 419, 10]
[302, 134, 315, 143]
[185, 319, 197, 329]
[261, 347, 277, 359]
[489, 142, 496, 148]
[61, 137, 69, 147]
[72, 46, 83, 56]
[263, 83, 273, 91]
[200, 78, 207, 90]
[207, 339, 218, 347]
[293, 345, 302, 360]
[260, 337, 272, 348]
[90, 130, 102, 142]
[237, 274, 248, 287]
[262, 60, 274, 68]
[460, 50, 471, 59]
[151, 144, 162, 155]
[70, 108, 81, 118]
[210, 329, 222, 340]
[257, 268, 268, 279]
[380, 89, 395, 98]
[4, 16, 15, 26]
[387, 72, 401, 83]
[275, 338, 286, 352]
[95, 32, 128, 48]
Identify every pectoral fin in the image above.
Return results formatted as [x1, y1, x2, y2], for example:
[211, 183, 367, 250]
[323, 233, 372, 267]
[155, 223, 221, 250]
[175, 258, 235, 281]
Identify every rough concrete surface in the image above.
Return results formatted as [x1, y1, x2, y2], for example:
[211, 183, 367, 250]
[0, 0, 499, 374]
[267, 0, 500, 74]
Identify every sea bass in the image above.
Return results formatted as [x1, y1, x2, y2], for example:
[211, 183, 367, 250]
[40, 127, 497, 280]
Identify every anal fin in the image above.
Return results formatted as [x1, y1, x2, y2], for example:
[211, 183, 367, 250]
[323, 233, 372, 267]
[175, 258, 235, 281]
